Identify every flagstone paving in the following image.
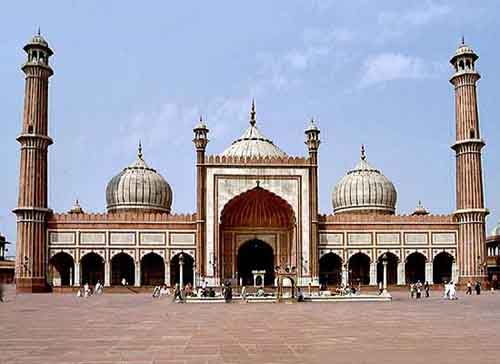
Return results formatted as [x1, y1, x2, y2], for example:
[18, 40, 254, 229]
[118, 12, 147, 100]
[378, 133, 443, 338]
[1, 285, 499, 364]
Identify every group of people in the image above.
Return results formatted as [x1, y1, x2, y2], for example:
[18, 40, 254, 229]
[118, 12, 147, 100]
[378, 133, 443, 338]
[77, 281, 103, 297]
[465, 281, 482, 295]
[409, 281, 431, 299]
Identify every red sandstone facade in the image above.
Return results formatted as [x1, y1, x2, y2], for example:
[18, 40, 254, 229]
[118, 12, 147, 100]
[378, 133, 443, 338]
[14, 34, 488, 292]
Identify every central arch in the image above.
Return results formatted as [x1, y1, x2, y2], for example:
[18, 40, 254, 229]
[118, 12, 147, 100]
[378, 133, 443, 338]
[237, 239, 274, 286]
[111, 253, 134, 286]
[349, 253, 370, 285]
[219, 186, 296, 284]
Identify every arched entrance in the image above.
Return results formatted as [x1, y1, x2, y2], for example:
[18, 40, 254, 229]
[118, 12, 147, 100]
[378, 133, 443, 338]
[238, 239, 274, 286]
[219, 186, 296, 284]
[170, 253, 194, 286]
[49, 252, 74, 286]
[405, 252, 426, 283]
[349, 253, 370, 285]
[111, 253, 134, 285]
[319, 253, 342, 286]
[141, 253, 165, 286]
[377, 253, 398, 285]
[81, 252, 104, 286]
[433, 252, 454, 284]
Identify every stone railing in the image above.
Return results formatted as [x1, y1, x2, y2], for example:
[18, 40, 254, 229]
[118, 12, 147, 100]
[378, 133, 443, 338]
[204, 155, 309, 166]
[49, 211, 197, 223]
[318, 213, 455, 224]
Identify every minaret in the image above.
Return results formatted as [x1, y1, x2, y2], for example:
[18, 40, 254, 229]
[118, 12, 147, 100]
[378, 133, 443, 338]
[305, 119, 321, 284]
[449, 38, 488, 283]
[193, 116, 209, 282]
[13, 31, 54, 292]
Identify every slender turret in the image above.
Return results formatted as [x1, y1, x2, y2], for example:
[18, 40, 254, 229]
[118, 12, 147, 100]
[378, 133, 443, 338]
[13, 31, 54, 292]
[450, 38, 488, 283]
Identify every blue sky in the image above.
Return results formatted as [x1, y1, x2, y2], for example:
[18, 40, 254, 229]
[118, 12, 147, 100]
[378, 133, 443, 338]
[1, 1, 499, 254]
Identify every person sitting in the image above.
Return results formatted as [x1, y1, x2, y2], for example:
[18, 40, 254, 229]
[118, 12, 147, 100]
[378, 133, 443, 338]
[208, 287, 215, 298]
[184, 283, 193, 297]
[172, 284, 183, 302]
[152, 286, 161, 298]
[160, 284, 170, 297]
[94, 281, 103, 295]
[297, 287, 304, 302]
[256, 287, 265, 297]
[224, 282, 233, 303]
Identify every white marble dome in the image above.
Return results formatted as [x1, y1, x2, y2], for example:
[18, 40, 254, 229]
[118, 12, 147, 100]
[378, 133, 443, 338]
[106, 144, 172, 213]
[491, 222, 500, 237]
[332, 146, 397, 214]
[221, 102, 286, 158]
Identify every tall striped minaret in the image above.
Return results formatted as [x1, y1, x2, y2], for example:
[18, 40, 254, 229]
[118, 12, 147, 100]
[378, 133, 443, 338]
[450, 38, 488, 284]
[13, 31, 54, 292]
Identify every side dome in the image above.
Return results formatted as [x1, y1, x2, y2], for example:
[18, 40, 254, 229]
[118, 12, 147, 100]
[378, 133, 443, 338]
[332, 146, 397, 215]
[106, 144, 172, 213]
[491, 221, 500, 237]
[221, 101, 287, 158]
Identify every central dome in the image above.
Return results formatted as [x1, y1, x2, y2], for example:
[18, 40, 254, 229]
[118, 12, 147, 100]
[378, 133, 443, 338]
[221, 101, 286, 158]
[106, 144, 172, 213]
[332, 146, 397, 215]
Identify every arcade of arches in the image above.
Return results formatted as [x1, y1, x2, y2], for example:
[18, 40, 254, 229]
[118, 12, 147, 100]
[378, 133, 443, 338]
[218, 187, 296, 286]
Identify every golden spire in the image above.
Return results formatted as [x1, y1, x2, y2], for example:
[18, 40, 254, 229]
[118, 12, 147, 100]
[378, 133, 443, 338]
[250, 99, 256, 126]
[138, 140, 143, 159]
[361, 144, 366, 160]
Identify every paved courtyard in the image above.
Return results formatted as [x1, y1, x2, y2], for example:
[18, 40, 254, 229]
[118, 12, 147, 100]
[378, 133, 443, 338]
[1, 285, 499, 364]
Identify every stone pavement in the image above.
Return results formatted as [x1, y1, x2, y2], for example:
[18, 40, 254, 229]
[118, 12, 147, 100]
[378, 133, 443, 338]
[1, 285, 499, 364]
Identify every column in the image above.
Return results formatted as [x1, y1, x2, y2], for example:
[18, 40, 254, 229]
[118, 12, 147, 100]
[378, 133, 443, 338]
[104, 260, 111, 287]
[397, 261, 405, 285]
[425, 261, 433, 284]
[452, 261, 459, 283]
[193, 264, 197, 287]
[341, 264, 348, 286]
[179, 255, 185, 288]
[369, 262, 377, 286]
[74, 262, 80, 287]
[165, 261, 170, 286]
[382, 260, 388, 294]
[134, 261, 141, 287]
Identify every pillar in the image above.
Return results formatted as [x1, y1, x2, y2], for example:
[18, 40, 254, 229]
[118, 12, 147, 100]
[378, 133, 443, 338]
[104, 260, 111, 287]
[179, 256, 185, 288]
[425, 262, 433, 284]
[452, 261, 459, 283]
[134, 261, 141, 287]
[341, 264, 348, 286]
[14, 31, 54, 293]
[397, 261, 405, 285]
[165, 261, 170, 286]
[382, 260, 388, 294]
[369, 261, 377, 286]
[74, 262, 80, 287]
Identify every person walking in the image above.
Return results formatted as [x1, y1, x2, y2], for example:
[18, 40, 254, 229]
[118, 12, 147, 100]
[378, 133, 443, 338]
[409, 283, 415, 299]
[475, 281, 481, 295]
[224, 282, 233, 303]
[466, 281, 472, 295]
[424, 281, 430, 298]
[416, 280, 422, 299]
[378, 281, 383, 295]
[0, 283, 4, 303]
[173, 283, 183, 302]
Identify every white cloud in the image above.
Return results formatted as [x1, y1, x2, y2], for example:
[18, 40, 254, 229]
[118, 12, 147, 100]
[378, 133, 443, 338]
[359, 53, 443, 87]
[379, 1, 452, 27]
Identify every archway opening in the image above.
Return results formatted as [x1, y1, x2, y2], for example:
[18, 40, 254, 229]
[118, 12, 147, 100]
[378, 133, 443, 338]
[111, 253, 134, 286]
[377, 253, 399, 285]
[405, 252, 426, 283]
[141, 253, 165, 286]
[319, 253, 342, 287]
[349, 253, 370, 285]
[170, 253, 194, 286]
[49, 252, 74, 286]
[220, 186, 295, 283]
[81, 252, 104, 286]
[238, 239, 274, 286]
[433, 252, 453, 284]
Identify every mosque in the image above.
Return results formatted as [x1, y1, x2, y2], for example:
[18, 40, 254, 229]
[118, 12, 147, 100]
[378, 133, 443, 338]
[13, 32, 489, 292]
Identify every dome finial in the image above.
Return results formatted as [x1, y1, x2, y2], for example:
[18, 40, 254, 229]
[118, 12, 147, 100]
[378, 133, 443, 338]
[461, 35, 465, 45]
[250, 99, 256, 126]
[138, 140, 143, 159]
[361, 144, 366, 160]
[37, 26, 41, 36]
